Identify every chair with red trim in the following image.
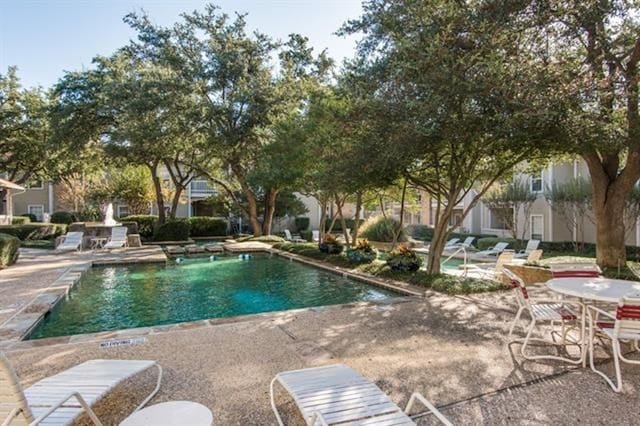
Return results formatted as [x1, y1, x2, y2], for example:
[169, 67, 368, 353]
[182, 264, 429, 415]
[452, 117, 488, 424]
[504, 268, 585, 364]
[550, 263, 601, 278]
[587, 296, 640, 392]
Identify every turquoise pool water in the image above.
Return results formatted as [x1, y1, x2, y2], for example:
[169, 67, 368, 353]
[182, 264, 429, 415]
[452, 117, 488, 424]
[29, 255, 397, 339]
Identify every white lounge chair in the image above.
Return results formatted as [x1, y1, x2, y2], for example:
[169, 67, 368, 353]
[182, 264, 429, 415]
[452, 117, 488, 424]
[55, 232, 84, 252]
[312, 230, 320, 243]
[0, 353, 162, 425]
[446, 237, 475, 250]
[476, 241, 509, 257]
[270, 364, 451, 426]
[462, 252, 514, 280]
[414, 238, 460, 255]
[104, 226, 128, 249]
[511, 249, 543, 265]
[284, 229, 306, 243]
[514, 239, 540, 259]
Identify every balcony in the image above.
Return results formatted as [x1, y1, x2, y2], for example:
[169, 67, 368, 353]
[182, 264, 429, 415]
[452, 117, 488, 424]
[190, 180, 216, 196]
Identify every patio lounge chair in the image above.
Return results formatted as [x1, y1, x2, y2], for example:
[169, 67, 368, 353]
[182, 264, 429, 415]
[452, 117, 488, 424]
[503, 269, 584, 364]
[312, 230, 320, 243]
[514, 239, 540, 259]
[103, 226, 128, 250]
[446, 237, 475, 250]
[414, 238, 460, 255]
[587, 297, 640, 392]
[55, 232, 84, 252]
[476, 241, 509, 257]
[270, 364, 451, 426]
[463, 252, 514, 280]
[0, 353, 162, 425]
[284, 229, 306, 243]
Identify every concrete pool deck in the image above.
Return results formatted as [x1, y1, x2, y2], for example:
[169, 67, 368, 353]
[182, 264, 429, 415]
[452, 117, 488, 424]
[1, 249, 639, 425]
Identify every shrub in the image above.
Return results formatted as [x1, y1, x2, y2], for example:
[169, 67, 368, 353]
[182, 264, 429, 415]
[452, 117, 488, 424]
[294, 217, 310, 232]
[300, 230, 313, 242]
[386, 245, 422, 272]
[346, 239, 378, 264]
[121, 215, 158, 240]
[477, 237, 517, 251]
[21, 213, 38, 223]
[189, 217, 227, 237]
[360, 216, 407, 242]
[0, 233, 19, 268]
[50, 211, 77, 225]
[11, 216, 30, 225]
[0, 224, 67, 241]
[405, 224, 434, 241]
[319, 234, 344, 254]
[153, 219, 191, 242]
[236, 235, 286, 243]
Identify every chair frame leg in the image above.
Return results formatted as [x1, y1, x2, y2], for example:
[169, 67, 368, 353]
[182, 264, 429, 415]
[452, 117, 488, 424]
[521, 318, 583, 364]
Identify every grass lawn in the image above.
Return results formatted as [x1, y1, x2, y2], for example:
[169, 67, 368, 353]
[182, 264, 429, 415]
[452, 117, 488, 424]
[274, 242, 509, 295]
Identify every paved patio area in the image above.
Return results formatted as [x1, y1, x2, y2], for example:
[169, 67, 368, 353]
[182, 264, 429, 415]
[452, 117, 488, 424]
[1, 249, 639, 425]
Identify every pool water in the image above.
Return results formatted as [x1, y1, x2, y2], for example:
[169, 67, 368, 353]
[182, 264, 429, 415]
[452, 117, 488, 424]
[29, 255, 397, 339]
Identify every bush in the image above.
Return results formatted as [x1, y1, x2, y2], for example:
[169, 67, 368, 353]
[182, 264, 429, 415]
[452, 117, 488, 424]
[50, 211, 77, 225]
[189, 217, 227, 237]
[121, 215, 158, 240]
[386, 245, 422, 272]
[11, 216, 30, 225]
[405, 224, 434, 241]
[300, 230, 313, 242]
[236, 235, 286, 243]
[476, 237, 517, 251]
[0, 224, 67, 241]
[21, 213, 38, 223]
[153, 219, 191, 242]
[294, 217, 310, 232]
[319, 234, 344, 254]
[360, 216, 407, 242]
[0, 233, 19, 268]
[346, 239, 378, 264]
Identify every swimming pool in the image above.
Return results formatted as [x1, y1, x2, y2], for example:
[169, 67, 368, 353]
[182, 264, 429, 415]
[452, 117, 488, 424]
[28, 254, 398, 339]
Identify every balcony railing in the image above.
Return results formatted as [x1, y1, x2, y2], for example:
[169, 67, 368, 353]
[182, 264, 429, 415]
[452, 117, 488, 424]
[190, 180, 216, 194]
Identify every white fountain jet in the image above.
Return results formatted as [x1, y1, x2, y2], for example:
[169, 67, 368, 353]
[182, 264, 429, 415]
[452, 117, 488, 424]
[103, 202, 118, 226]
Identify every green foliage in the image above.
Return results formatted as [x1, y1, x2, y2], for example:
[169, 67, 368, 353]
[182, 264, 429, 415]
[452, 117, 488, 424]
[482, 179, 537, 242]
[294, 217, 310, 232]
[477, 237, 516, 251]
[0, 224, 67, 241]
[545, 177, 593, 249]
[50, 211, 77, 225]
[153, 219, 191, 242]
[236, 235, 286, 243]
[121, 215, 158, 240]
[359, 216, 406, 243]
[300, 230, 313, 242]
[319, 234, 344, 254]
[11, 216, 30, 225]
[346, 239, 377, 264]
[21, 213, 37, 223]
[0, 233, 20, 268]
[19, 239, 55, 249]
[427, 274, 510, 294]
[405, 224, 433, 241]
[189, 217, 227, 237]
[386, 245, 422, 272]
[110, 165, 155, 215]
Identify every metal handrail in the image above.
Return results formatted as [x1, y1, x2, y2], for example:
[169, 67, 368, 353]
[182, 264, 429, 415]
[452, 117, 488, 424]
[441, 245, 468, 277]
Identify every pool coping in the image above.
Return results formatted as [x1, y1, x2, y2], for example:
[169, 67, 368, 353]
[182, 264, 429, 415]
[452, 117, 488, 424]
[0, 247, 426, 349]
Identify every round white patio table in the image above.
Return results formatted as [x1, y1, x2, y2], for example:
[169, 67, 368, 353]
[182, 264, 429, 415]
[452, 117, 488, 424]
[120, 401, 213, 426]
[546, 277, 640, 303]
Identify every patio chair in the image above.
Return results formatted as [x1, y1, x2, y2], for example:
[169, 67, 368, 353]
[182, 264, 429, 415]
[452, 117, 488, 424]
[463, 252, 514, 280]
[587, 297, 640, 392]
[103, 226, 128, 250]
[550, 263, 601, 278]
[270, 364, 451, 426]
[0, 353, 162, 425]
[514, 239, 540, 259]
[312, 230, 320, 243]
[512, 249, 543, 266]
[444, 237, 474, 250]
[55, 232, 84, 252]
[476, 241, 509, 257]
[284, 229, 306, 243]
[503, 269, 584, 364]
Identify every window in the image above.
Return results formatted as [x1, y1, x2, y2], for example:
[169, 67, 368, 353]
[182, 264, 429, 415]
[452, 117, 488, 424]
[530, 174, 543, 193]
[28, 205, 44, 221]
[27, 180, 43, 190]
[117, 205, 129, 218]
[530, 215, 544, 240]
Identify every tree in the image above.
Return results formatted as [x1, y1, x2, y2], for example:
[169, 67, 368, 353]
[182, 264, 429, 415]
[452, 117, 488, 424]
[341, 0, 567, 273]
[545, 177, 594, 251]
[111, 165, 155, 215]
[483, 179, 537, 246]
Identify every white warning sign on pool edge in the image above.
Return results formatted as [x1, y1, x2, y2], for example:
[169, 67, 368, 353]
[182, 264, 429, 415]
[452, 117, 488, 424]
[99, 337, 146, 349]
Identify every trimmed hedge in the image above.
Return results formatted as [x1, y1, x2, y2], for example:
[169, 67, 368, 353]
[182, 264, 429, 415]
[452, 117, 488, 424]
[11, 216, 30, 225]
[50, 211, 77, 225]
[189, 217, 227, 237]
[0, 233, 20, 268]
[0, 223, 67, 241]
[21, 213, 37, 223]
[120, 215, 158, 240]
[153, 219, 191, 242]
[294, 217, 310, 232]
[477, 237, 517, 251]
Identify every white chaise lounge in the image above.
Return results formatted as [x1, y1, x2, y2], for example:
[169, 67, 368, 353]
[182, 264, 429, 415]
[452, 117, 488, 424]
[284, 229, 306, 243]
[514, 239, 540, 259]
[476, 241, 510, 257]
[1, 353, 162, 425]
[104, 226, 128, 250]
[55, 232, 84, 252]
[270, 364, 451, 426]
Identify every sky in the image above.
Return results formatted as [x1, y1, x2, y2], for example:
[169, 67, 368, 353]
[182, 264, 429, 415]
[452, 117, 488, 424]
[0, 0, 363, 89]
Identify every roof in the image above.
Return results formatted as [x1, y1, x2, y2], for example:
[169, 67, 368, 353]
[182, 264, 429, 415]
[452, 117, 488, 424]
[0, 178, 25, 190]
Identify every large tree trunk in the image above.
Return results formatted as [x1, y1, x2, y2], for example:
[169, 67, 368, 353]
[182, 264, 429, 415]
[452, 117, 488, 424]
[262, 189, 279, 235]
[169, 186, 184, 220]
[230, 163, 262, 236]
[352, 192, 363, 244]
[426, 201, 455, 274]
[148, 163, 166, 224]
[318, 197, 327, 248]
